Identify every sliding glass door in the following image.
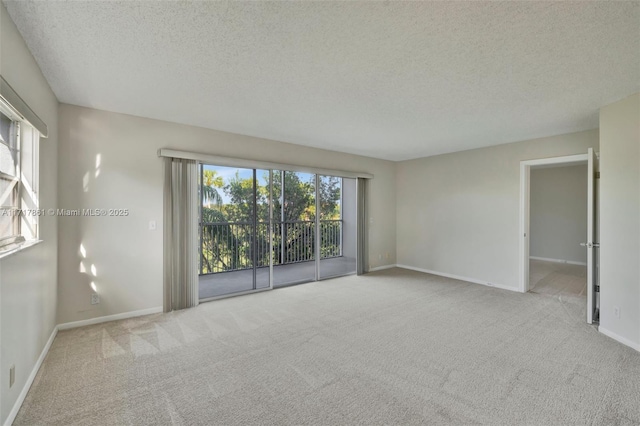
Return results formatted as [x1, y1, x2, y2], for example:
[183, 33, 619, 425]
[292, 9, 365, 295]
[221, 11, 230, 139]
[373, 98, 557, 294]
[198, 164, 358, 300]
[319, 176, 357, 279]
[199, 165, 262, 299]
[255, 169, 272, 290]
[271, 171, 317, 287]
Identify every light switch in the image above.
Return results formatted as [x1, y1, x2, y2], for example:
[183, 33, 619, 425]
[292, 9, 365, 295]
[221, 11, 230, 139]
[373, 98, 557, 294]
[149, 220, 157, 231]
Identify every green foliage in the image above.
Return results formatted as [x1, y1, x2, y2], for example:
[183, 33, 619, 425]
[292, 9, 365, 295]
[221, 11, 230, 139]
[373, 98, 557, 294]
[201, 206, 226, 224]
[200, 207, 241, 273]
[318, 176, 341, 220]
[200, 167, 343, 275]
[223, 172, 257, 223]
[272, 171, 316, 222]
[201, 169, 224, 206]
[204, 170, 224, 188]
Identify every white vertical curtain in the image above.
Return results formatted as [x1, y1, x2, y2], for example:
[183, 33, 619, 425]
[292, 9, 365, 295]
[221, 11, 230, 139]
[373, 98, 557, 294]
[163, 157, 199, 312]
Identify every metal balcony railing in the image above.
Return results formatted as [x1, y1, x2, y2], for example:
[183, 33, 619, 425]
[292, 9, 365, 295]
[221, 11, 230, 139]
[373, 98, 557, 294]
[199, 219, 342, 275]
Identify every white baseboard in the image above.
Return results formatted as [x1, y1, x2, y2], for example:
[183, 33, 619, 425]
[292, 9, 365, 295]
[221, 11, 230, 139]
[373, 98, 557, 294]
[396, 264, 518, 292]
[4, 326, 58, 426]
[529, 256, 587, 266]
[57, 306, 163, 331]
[368, 264, 397, 272]
[598, 327, 640, 352]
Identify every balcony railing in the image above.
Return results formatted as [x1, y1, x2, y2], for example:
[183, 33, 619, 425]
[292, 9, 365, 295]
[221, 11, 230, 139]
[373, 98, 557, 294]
[199, 219, 342, 275]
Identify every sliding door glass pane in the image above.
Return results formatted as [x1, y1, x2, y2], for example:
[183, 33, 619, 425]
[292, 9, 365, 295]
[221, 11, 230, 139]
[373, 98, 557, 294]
[272, 171, 316, 287]
[255, 169, 271, 289]
[199, 165, 256, 299]
[319, 176, 356, 279]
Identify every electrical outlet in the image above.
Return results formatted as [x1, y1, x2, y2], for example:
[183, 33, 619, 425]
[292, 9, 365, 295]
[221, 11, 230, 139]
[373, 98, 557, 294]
[91, 293, 100, 305]
[9, 365, 15, 388]
[613, 306, 620, 318]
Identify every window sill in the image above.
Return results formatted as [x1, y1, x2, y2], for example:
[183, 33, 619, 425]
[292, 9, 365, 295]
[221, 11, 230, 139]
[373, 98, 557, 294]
[0, 239, 43, 261]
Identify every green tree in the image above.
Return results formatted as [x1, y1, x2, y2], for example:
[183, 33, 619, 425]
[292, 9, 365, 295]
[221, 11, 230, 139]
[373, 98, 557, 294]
[223, 172, 265, 222]
[200, 168, 344, 273]
[272, 171, 316, 222]
[202, 169, 224, 207]
[318, 176, 341, 219]
[200, 207, 242, 273]
[223, 173, 274, 265]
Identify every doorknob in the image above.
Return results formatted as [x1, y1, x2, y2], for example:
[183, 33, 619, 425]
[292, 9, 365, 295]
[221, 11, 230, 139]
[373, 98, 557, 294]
[580, 243, 587, 247]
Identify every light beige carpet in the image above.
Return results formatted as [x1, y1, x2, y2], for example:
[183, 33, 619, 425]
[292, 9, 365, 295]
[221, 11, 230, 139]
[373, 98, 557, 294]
[529, 259, 587, 299]
[15, 268, 640, 425]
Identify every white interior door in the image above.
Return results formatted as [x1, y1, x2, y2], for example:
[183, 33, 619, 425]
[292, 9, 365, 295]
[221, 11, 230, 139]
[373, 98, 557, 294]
[586, 148, 599, 324]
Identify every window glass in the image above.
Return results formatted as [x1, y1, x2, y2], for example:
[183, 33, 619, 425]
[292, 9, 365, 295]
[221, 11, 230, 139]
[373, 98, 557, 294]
[0, 112, 17, 176]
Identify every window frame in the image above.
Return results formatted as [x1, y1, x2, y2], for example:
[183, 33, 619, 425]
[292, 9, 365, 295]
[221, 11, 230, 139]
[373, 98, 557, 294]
[0, 98, 39, 253]
[0, 106, 22, 249]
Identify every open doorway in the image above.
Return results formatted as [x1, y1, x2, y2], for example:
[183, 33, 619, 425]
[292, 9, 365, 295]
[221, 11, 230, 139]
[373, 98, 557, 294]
[528, 164, 588, 299]
[519, 149, 599, 324]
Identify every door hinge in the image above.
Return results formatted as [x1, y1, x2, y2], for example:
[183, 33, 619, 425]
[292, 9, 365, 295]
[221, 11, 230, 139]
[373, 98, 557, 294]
[595, 172, 600, 179]
[595, 285, 600, 293]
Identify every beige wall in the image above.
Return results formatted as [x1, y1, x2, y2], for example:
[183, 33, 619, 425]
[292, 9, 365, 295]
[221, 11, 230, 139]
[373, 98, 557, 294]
[396, 130, 598, 290]
[57, 104, 396, 324]
[599, 93, 640, 347]
[0, 4, 58, 423]
[530, 165, 588, 264]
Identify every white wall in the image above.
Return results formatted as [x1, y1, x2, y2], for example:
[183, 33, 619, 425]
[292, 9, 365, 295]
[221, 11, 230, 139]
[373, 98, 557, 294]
[530, 165, 588, 264]
[396, 130, 599, 290]
[599, 93, 640, 348]
[0, 5, 58, 424]
[57, 104, 396, 324]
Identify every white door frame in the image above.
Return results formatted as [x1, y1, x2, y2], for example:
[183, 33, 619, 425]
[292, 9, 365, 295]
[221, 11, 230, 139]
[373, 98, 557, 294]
[519, 153, 589, 293]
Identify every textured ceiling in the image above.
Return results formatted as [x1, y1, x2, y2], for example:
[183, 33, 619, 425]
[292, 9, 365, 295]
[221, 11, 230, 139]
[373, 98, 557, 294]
[4, 1, 639, 161]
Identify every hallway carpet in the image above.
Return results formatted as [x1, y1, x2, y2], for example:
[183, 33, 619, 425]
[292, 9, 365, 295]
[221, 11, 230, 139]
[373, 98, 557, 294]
[15, 268, 640, 425]
[529, 259, 587, 299]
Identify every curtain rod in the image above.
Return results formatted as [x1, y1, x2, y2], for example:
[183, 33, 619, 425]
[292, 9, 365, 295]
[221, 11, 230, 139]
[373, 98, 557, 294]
[158, 148, 374, 179]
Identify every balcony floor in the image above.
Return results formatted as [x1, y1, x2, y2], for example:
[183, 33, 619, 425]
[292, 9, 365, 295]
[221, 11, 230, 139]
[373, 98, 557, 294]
[199, 256, 356, 299]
